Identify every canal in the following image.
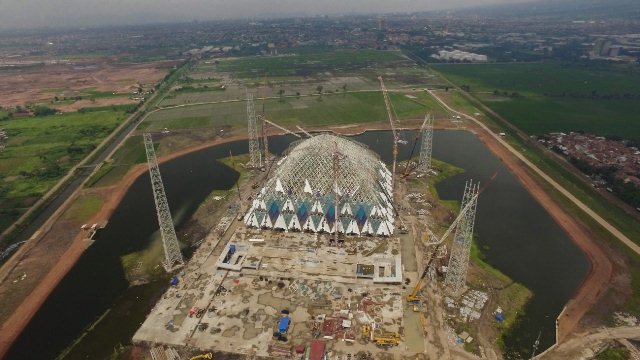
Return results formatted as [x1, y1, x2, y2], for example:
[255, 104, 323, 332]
[5, 130, 589, 359]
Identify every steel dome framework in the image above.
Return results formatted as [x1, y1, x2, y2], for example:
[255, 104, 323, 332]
[244, 134, 395, 236]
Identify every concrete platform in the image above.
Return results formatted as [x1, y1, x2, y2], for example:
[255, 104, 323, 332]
[133, 227, 413, 357]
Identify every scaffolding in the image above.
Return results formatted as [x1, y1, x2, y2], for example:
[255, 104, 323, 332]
[246, 92, 262, 168]
[143, 133, 184, 272]
[444, 180, 480, 294]
[418, 114, 433, 173]
[243, 134, 395, 236]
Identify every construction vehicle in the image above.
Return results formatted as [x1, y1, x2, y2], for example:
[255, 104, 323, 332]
[188, 306, 200, 317]
[378, 76, 399, 188]
[406, 171, 499, 304]
[190, 353, 212, 360]
[361, 324, 371, 339]
[406, 249, 437, 304]
[373, 332, 401, 347]
[401, 114, 431, 178]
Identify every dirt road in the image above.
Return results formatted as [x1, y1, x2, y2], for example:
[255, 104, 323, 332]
[539, 326, 640, 359]
[427, 89, 613, 343]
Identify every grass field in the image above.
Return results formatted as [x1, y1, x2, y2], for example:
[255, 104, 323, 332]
[429, 78, 640, 317]
[61, 194, 103, 222]
[0, 109, 128, 233]
[87, 135, 148, 188]
[213, 49, 406, 77]
[432, 62, 640, 138]
[147, 91, 444, 131]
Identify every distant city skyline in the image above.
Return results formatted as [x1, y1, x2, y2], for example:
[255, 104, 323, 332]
[0, 0, 529, 30]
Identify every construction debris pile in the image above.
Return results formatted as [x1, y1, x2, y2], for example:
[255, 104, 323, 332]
[444, 289, 488, 323]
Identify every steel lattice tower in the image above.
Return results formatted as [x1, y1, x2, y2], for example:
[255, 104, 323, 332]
[246, 93, 262, 168]
[418, 114, 433, 173]
[444, 180, 480, 294]
[143, 133, 184, 272]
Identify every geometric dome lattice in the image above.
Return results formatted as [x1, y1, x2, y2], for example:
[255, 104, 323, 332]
[244, 133, 395, 236]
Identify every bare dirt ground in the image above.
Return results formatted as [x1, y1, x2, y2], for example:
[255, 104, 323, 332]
[0, 59, 176, 108]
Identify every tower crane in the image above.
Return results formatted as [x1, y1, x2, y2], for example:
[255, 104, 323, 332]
[296, 125, 313, 138]
[261, 117, 301, 138]
[407, 171, 498, 303]
[402, 114, 430, 178]
[425, 171, 497, 246]
[378, 76, 399, 188]
[259, 115, 301, 159]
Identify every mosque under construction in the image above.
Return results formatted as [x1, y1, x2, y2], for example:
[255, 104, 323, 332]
[243, 133, 396, 236]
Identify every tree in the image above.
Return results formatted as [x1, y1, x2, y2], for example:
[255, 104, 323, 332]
[316, 85, 323, 94]
[33, 105, 57, 117]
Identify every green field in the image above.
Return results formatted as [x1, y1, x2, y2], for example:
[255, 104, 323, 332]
[86, 135, 148, 188]
[432, 62, 640, 138]
[214, 49, 406, 77]
[0, 109, 129, 233]
[147, 91, 445, 131]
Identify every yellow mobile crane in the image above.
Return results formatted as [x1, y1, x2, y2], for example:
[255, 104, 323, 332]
[378, 76, 399, 188]
[190, 353, 212, 360]
[407, 171, 498, 304]
[373, 332, 401, 347]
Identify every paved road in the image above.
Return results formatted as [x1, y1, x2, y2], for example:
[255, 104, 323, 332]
[426, 89, 640, 257]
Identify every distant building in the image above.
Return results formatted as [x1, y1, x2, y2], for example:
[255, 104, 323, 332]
[593, 38, 613, 57]
[432, 50, 487, 62]
[378, 17, 386, 31]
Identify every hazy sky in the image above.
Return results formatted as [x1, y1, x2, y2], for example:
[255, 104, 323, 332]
[0, 0, 526, 29]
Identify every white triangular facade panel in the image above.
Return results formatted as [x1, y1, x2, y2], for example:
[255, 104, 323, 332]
[289, 215, 301, 230]
[274, 214, 287, 230]
[275, 178, 285, 193]
[303, 217, 316, 232]
[304, 179, 313, 194]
